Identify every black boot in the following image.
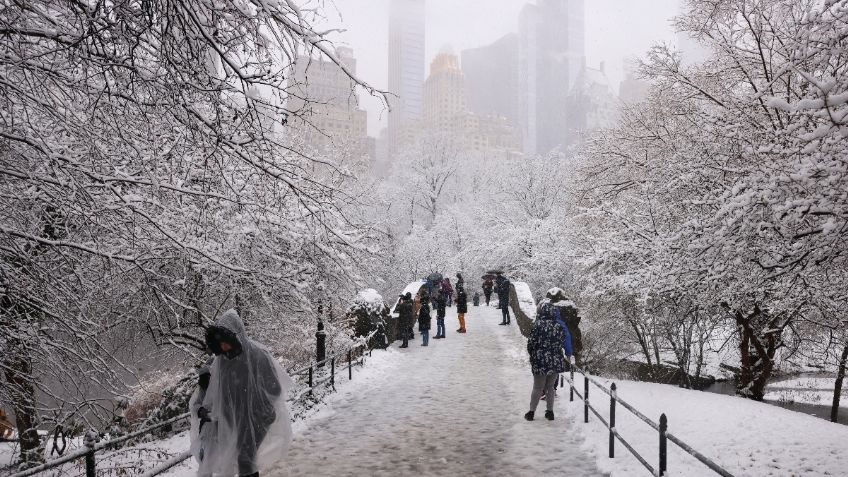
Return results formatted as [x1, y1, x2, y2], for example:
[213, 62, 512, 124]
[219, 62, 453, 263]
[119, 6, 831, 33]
[241, 473, 259, 477]
[545, 410, 554, 421]
[524, 411, 534, 421]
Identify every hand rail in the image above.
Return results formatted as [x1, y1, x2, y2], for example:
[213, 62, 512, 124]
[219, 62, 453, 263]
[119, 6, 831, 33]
[564, 365, 735, 477]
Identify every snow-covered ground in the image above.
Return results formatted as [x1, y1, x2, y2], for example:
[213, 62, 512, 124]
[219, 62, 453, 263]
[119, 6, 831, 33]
[266, 304, 603, 476]
[9, 304, 848, 477]
[764, 376, 847, 408]
[562, 376, 848, 476]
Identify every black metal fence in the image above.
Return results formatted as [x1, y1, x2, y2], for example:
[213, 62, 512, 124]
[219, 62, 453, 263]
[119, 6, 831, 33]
[564, 365, 735, 477]
[9, 337, 374, 477]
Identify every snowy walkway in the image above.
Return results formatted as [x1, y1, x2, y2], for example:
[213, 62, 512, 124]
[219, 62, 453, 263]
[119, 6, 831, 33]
[270, 305, 606, 477]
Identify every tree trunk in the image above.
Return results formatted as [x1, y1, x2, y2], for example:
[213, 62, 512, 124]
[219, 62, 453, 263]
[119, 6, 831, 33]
[3, 353, 42, 466]
[831, 341, 848, 423]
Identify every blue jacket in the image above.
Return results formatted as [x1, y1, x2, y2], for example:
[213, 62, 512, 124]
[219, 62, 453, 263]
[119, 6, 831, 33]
[553, 307, 574, 357]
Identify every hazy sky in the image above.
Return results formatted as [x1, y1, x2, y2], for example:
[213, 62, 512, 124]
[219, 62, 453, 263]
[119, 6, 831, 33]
[317, 0, 681, 136]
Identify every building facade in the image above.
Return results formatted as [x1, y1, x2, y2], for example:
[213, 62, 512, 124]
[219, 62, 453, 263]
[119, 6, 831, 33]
[388, 0, 426, 157]
[518, 0, 585, 155]
[461, 33, 520, 129]
[424, 52, 467, 132]
[288, 47, 370, 159]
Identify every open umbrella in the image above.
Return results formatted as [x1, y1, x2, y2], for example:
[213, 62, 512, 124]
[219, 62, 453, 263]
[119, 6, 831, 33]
[481, 274, 496, 280]
[484, 269, 504, 275]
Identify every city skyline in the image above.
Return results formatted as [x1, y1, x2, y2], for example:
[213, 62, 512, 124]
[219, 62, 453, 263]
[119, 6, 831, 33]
[325, 0, 680, 136]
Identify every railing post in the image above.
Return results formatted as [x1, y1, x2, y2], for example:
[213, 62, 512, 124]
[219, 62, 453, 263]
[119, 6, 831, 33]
[316, 319, 326, 368]
[609, 383, 617, 458]
[584, 373, 589, 423]
[83, 430, 98, 477]
[331, 357, 335, 388]
[659, 413, 668, 476]
[570, 367, 574, 402]
[308, 365, 313, 396]
[348, 349, 353, 380]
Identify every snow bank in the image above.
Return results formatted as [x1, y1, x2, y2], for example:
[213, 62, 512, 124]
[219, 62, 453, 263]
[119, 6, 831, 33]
[391, 280, 426, 315]
[512, 281, 536, 320]
[350, 288, 386, 315]
[765, 376, 847, 408]
[560, 376, 848, 476]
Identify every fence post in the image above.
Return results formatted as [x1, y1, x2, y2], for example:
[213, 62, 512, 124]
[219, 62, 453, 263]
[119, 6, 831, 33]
[316, 319, 326, 368]
[308, 365, 313, 396]
[83, 430, 98, 477]
[570, 367, 574, 402]
[609, 383, 617, 458]
[584, 373, 589, 423]
[348, 349, 353, 380]
[331, 357, 335, 388]
[659, 413, 668, 476]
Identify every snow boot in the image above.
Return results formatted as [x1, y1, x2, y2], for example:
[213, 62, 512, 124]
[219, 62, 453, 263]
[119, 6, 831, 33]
[524, 411, 534, 421]
[545, 410, 554, 421]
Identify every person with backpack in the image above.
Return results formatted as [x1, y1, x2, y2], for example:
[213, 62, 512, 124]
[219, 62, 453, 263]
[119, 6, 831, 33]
[418, 297, 432, 346]
[440, 277, 454, 306]
[455, 283, 468, 333]
[191, 309, 293, 477]
[482, 277, 494, 306]
[538, 289, 575, 400]
[434, 292, 447, 339]
[396, 293, 414, 349]
[524, 302, 571, 421]
[496, 273, 511, 325]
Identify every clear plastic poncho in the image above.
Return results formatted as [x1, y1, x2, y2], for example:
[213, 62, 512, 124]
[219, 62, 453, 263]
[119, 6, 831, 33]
[189, 310, 293, 476]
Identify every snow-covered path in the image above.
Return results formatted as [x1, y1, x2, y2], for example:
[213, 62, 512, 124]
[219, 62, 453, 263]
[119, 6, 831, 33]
[270, 305, 605, 477]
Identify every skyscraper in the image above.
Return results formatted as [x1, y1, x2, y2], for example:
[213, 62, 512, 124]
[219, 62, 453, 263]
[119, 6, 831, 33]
[424, 51, 466, 132]
[388, 0, 425, 157]
[287, 47, 369, 158]
[518, 0, 585, 155]
[461, 33, 520, 128]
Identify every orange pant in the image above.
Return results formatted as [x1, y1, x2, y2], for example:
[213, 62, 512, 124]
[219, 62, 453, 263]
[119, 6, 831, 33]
[458, 313, 466, 330]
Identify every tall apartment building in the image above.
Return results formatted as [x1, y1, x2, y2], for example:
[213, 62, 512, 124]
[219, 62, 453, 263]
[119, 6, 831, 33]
[387, 0, 425, 157]
[518, 0, 585, 155]
[566, 62, 618, 145]
[288, 47, 369, 158]
[461, 33, 520, 128]
[424, 52, 467, 132]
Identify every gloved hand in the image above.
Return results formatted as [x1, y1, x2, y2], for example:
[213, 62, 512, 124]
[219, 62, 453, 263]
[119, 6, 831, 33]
[198, 370, 211, 390]
[197, 406, 211, 431]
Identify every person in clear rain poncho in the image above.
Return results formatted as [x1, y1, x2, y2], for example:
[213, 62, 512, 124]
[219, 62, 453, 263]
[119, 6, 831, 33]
[190, 309, 293, 477]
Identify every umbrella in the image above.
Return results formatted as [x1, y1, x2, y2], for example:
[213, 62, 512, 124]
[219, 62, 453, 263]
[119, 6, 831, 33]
[481, 274, 496, 280]
[484, 269, 504, 275]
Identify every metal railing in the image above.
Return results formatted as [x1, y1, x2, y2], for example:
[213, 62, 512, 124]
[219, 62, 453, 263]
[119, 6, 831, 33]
[9, 339, 374, 477]
[563, 365, 735, 477]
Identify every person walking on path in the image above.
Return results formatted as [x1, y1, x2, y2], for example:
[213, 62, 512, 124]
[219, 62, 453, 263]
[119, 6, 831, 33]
[418, 298, 432, 346]
[455, 284, 468, 333]
[434, 292, 447, 339]
[191, 309, 293, 477]
[524, 302, 570, 422]
[538, 289, 575, 400]
[440, 278, 454, 306]
[496, 273, 511, 325]
[397, 293, 414, 348]
[482, 277, 494, 306]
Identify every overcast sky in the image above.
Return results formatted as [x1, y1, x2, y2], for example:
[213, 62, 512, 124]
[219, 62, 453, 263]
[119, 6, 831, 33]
[317, 0, 681, 136]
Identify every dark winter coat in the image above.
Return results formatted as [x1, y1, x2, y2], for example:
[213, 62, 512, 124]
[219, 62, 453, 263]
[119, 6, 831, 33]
[456, 289, 468, 313]
[397, 300, 414, 335]
[496, 276, 510, 308]
[435, 297, 446, 319]
[482, 280, 494, 295]
[440, 279, 454, 296]
[527, 309, 567, 375]
[418, 303, 432, 331]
